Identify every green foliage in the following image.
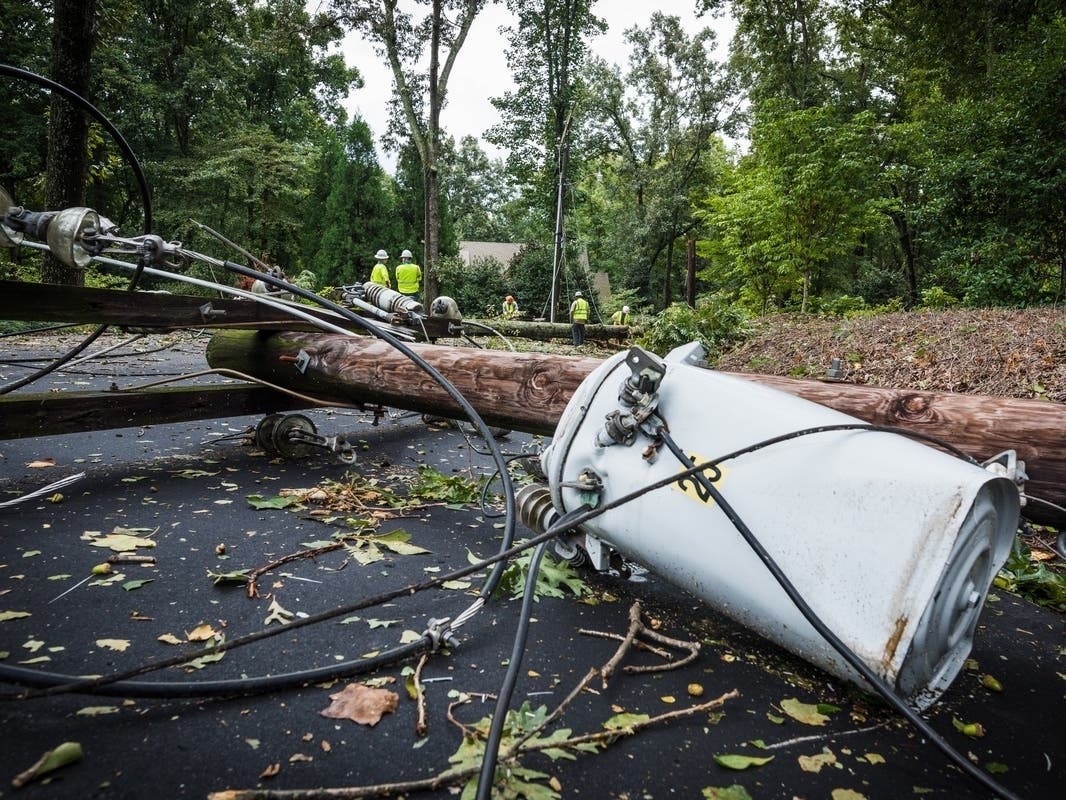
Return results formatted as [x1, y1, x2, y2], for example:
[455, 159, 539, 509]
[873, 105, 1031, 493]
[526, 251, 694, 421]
[446, 701, 597, 800]
[493, 544, 588, 601]
[433, 255, 510, 319]
[638, 294, 751, 360]
[994, 534, 1066, 612]
[918, 286, 960, 310]
[409, 465, 484, 505]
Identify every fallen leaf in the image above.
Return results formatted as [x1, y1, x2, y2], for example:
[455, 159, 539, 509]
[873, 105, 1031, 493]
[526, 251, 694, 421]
[319, 683, 399, 726]
[264, 598, 294, 626]
[172, 469, 219, 478]
[260, 763, 281, 779]
[780, 697, 830, 726]
[798, 747, 838, 773]
[289, 753, 313, 763]
[702, 787, 753, 800]
[831, 790, 867, 800]
[76, 706, 120, 716]
[367, 618, 399, 629]
[980, 674, 1003, 692]
[96, 639, 131, 652]
[122, 579, 154, 592]
[12, 741, 83, 788]
[862, 752, 885, 765]
[158, 633, 183, 645]
[713, 754, 774, 770]
[985, 762, 1009, 774]
[91, 532, 156, 552]
[245, 738, 260, 750]
[1, 610, 32, 622]
[26, 459, 56, 468]
[186, 624, 217, 642]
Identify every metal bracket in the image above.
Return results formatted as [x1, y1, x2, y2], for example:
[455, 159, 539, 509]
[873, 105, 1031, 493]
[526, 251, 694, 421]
[198, 302, 226, 321]
[424, 617, 458, 650]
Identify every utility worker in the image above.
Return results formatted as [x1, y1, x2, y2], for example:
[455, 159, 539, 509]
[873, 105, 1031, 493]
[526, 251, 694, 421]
[569, 290, 589, 346]
[395, 248, 422, 300]
[369, 249, 391, 289]
[502, 294, 519, 319]
[610, 305, 631, 325]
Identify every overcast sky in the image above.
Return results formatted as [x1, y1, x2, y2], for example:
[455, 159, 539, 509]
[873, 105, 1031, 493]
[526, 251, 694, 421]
[329, 1, 735, 168]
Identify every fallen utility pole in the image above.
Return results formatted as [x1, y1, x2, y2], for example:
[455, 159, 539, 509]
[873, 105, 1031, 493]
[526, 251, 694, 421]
[467, 318, 633, 343]
[207, 329, 1066, 526]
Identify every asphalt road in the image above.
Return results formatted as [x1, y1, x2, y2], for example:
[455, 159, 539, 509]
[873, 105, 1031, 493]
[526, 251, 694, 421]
[0, 332, 1063, 800]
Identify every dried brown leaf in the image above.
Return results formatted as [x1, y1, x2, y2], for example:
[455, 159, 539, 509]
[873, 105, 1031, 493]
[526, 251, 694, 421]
[319, 682, 399, 726]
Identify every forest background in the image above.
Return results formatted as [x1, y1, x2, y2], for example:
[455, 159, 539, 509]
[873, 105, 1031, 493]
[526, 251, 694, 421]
[1, 0, 1064, 338]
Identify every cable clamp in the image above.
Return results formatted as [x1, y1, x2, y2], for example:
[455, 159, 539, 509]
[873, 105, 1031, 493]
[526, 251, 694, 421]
[424, 617, 458, 651]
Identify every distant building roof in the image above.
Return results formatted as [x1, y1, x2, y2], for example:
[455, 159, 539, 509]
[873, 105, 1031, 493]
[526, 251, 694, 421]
[458, 241, 524, 268]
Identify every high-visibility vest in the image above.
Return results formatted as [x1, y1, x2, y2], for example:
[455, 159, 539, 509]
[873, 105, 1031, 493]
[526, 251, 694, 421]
[571, 298, 589, 322]
[369, 262, 390, 287]
[395, 261, 422, 294]
[611, 311, 630, 325]
[502, 300, 518, 318]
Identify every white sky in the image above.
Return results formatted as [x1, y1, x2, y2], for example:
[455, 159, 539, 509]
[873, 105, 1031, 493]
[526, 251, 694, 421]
[332, 1, 735, 168]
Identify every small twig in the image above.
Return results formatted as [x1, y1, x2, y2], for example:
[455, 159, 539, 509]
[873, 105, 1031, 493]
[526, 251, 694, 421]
[245, 542, 343, 598]
[759, 721, 892, 751]
[413, 653, 429, 737]
[600, 601, 643, 686]
[107, 554, 156, 565]
[578, 628, 672, 660]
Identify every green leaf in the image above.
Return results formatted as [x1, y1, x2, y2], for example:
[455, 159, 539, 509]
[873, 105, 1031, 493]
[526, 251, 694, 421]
[375, 529, 431, 555]
[702, 786, 754, 800]
[12, 741, 83, 788]
[0, 610, 32, 622]
[247, 494, 299, 510]
[122, 579, 154, 591]
[985, 762, 1009, 774]
[602, 712, 651, 731]
[713, 754, 774, 770]
[207, 569, 250, 585]
[780, 697, 830, 726]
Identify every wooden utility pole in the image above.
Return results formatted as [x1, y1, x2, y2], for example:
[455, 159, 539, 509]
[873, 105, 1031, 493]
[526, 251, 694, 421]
[206, 329, 1066, 525]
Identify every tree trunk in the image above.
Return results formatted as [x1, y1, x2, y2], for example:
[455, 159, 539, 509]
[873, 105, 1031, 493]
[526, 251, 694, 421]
[423, 0, 442, 309]
[42, 0, 96, 286]
[205, 329, 1066, 525]
[685, 236, 697, 307]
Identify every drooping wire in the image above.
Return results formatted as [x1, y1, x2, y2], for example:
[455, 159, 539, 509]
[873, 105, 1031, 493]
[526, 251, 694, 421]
[0, 64, 153, 396]
[654, 425, 1023, 800]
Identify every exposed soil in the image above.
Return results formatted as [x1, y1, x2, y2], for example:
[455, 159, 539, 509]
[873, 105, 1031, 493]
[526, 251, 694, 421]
[714, 307, 1066, 402]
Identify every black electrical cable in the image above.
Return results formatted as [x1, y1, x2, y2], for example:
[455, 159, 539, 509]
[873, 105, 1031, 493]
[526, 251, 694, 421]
[0, 64, 153, 395]
[655, 426, 1023, 800]
[476, 541, 549, 800]
[0, 64, 152, 232]
[0, 641, 429, 699]
[474, 504, 591, 800]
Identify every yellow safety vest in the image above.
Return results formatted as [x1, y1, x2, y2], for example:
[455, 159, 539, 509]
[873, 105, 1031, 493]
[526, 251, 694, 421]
[395, 262, 422, 294]
[571, 298, 589, 322]
[369, 262, 390, 287]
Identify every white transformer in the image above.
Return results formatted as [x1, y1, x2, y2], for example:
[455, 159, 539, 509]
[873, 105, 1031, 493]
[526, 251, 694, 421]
[540, 344, 1020, 708]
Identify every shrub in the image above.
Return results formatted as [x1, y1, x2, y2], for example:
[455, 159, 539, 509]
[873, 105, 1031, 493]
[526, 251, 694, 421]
[638, 293, 751, 359]
[918, 286, 960, 309]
